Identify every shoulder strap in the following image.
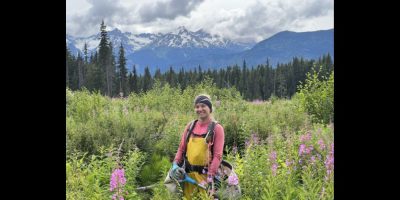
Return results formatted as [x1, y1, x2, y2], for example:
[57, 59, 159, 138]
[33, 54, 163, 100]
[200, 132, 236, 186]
[206, 121, 219, 167]
[185, 120, 197, 145]
[182, 120, 198, 158]
[205, 121, 217, 144]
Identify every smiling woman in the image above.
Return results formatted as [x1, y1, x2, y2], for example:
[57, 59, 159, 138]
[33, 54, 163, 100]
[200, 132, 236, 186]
[167, 94, 226, 199]
[67, 0, 334, 199]
[194, 94, 214, 120]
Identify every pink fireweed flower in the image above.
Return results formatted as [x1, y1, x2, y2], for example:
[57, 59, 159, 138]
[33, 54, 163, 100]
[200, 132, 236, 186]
[232, 145, 238, 155]
[310, 156, 316, 165]
[271, 163, 278, 176]
[300, 132, 312, 142]
[306, 132, 311, 140]
[299, 144, 306, 155]
[245, 133, 260, 148]
[269, 151, 277, 162]
[285, 159, 292, 168]
[251, 133, 260, 145]
[228, 174, 239, 185]
[207, 176, 213, 183]
[306, 145, 314, 154]
[245, 139, 250, 148]
[318, 139, 326, 150]
[110, 168, 127, 191]
[325, 155, 334, 168]
[285, 160, 293, 174]
[325, 143, 334, 172]
[300, 135, 305, 142]
[325, 153, 334, 178]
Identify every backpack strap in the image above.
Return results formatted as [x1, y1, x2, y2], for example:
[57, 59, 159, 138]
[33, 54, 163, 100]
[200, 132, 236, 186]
[206, 121, 218, 167]
[182, 120, 198, 160]
[185, 120, 197, 147]
[205, 121, 217, 144]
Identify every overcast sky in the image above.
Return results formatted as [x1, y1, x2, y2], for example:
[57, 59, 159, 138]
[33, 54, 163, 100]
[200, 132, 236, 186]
[66, 0, 333, 43]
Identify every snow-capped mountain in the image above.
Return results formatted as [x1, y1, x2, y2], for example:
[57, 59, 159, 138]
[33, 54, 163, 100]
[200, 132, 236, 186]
[67, 26, 249, 56]
[67, 29, 155, 56]
[188, 29, 334, 70]
[145, 26, 234, 49]
[66, 27, 333, 74]
[66, 26, 253, 73]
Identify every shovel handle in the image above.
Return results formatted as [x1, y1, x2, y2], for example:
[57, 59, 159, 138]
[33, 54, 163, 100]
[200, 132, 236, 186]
[136, 184, 157, 190]
[179, 174, 207, 190]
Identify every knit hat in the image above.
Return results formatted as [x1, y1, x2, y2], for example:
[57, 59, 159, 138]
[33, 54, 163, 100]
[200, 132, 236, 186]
[194, 95, 212, 113]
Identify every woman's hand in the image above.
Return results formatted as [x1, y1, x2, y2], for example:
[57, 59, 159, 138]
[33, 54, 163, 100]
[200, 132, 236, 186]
[207, 175, 215, 197]
[170, 162, 185, 180]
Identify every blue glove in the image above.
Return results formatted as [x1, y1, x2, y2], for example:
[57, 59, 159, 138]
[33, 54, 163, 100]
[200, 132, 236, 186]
[170, 162, 185, 180]
[172, 162, 179, 171]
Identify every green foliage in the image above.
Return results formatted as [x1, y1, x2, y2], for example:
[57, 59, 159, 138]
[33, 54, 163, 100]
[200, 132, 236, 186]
[67, 78, 313, 155]
[295, 66, 334, 124]
[66, 147, 145, 200]
[139, 153, 171, 186]
[67, 77, 334, 199]
[68, 29, 333, 100]
[227, 124, 333, 200]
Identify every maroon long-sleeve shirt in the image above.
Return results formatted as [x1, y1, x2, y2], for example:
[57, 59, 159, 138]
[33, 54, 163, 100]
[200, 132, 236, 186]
[174, 119, 225, 176]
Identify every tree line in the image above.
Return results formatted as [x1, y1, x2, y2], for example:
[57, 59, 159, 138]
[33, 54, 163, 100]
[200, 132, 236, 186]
[66, 21, 333, 100]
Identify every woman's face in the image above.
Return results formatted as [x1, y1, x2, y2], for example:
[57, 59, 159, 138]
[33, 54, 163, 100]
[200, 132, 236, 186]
[194, 103, 210, 119]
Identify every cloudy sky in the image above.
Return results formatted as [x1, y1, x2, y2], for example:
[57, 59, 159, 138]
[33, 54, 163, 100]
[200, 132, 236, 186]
[66, 0, 333, 43]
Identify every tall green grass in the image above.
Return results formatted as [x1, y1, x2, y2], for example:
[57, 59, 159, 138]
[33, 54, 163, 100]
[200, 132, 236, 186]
[67, 71, 334, 199]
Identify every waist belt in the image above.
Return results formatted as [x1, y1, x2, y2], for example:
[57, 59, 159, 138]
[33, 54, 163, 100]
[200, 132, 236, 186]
[184, 159, 208, 174]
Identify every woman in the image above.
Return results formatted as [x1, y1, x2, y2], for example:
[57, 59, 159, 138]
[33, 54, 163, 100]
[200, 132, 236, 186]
[171, 94, 225, 199]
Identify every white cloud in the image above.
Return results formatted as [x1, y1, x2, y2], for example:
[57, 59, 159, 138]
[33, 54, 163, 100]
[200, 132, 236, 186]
[138, 0, 205, 22]
[67, 0, 333, 42]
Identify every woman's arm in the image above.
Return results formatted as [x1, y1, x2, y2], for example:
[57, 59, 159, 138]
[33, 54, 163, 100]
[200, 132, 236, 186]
[173, 123, 191, 165]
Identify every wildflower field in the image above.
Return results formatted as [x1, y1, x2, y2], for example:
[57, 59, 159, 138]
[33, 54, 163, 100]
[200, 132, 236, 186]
[66, 71, 334, 199]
